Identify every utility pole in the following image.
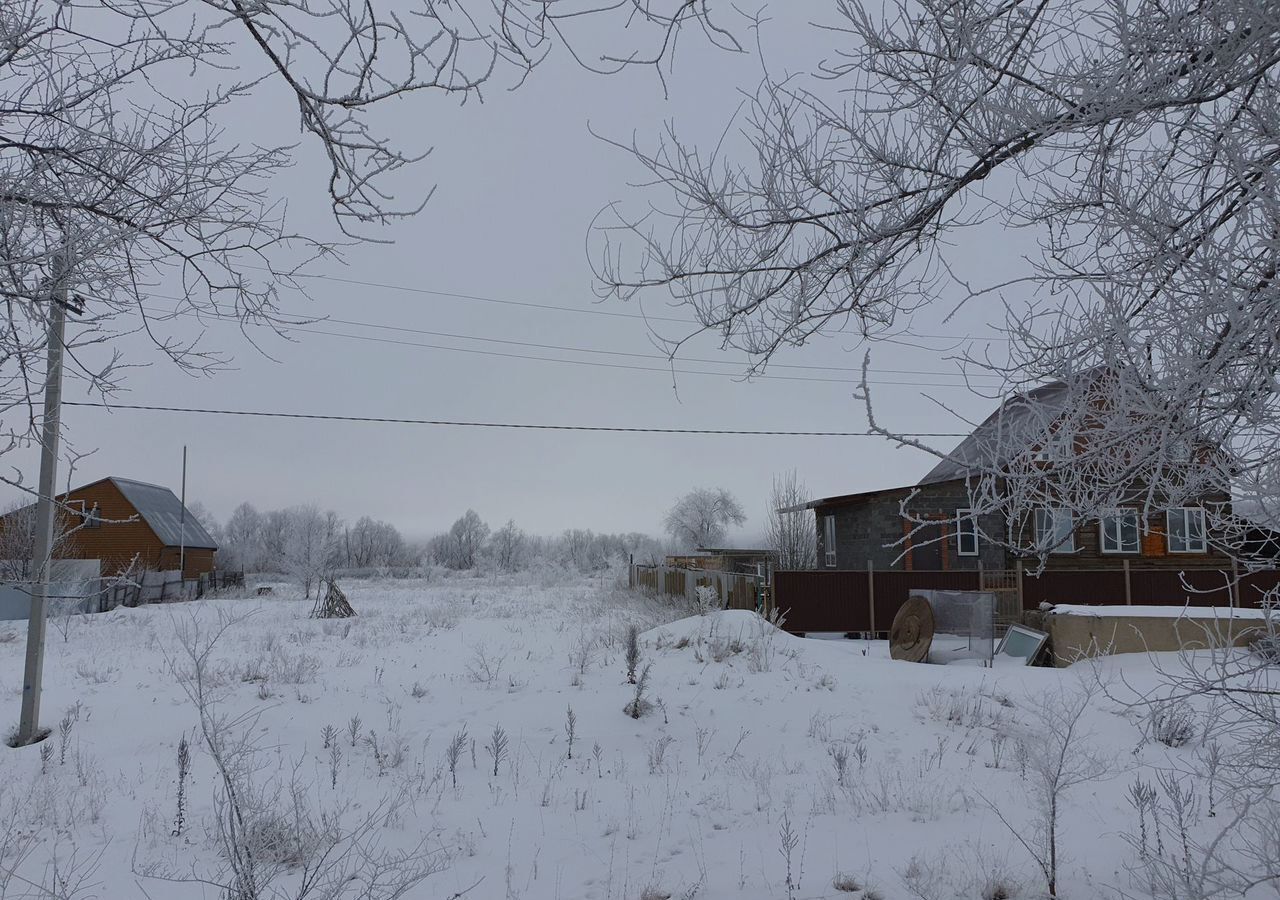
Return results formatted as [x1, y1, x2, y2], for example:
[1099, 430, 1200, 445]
[179, 445, 187, 579]
[18, 253, 70, 745]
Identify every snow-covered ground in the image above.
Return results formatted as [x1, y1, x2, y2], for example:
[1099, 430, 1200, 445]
[0, 573, 1266, 899]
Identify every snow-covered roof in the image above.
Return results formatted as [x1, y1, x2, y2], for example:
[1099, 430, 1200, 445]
[103, 477, 218, 549]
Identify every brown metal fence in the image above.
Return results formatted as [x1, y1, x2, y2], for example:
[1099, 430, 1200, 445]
[774, 567, 1280, 634]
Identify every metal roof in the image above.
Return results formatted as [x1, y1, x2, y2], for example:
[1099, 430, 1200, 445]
[916, 370, 1103, 486]
[785, 370, 1107, 510]
[106, 477, 217, 549]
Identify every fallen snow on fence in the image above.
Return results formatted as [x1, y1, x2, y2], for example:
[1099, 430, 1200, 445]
[0, 573, 1272, 898]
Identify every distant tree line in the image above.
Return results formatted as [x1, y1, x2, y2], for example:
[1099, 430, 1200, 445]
[195, 502, 670, 592]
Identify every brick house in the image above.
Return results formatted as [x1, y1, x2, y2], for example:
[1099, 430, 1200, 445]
[794, 376, 1231, 572]
[2, 476, 218, 579]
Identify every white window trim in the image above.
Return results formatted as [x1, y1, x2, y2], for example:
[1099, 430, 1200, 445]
[1099, 509, 1140, 554]
[823, 516, 837, 568]
[956, 509, 979, 557]
[1034, 508, 1076, 554]
[1166, 507, 1207, 554]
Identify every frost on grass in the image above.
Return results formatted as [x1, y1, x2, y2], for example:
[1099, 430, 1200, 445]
[0, 573, 1273, 898]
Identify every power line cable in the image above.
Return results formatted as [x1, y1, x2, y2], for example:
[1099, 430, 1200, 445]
[63, 401, 969, 437]
[235, 263, 1012, 343]
[128, 301, 1004, 387]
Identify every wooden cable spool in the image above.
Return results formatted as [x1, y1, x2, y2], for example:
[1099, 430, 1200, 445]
[889, 594, 935, 662]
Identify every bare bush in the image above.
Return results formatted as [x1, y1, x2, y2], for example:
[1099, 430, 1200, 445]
[158, 611, 447, 898]
[625, 625, 641, 685]
[987, 685, 1109, 898]
[1147, 701, 1199, 749]
[624, 663, 654, 719]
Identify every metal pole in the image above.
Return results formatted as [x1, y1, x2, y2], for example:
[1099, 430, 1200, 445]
[179, 445, 187, 579]
[867, 558, 876, 637]
[18, 256, 69, 745]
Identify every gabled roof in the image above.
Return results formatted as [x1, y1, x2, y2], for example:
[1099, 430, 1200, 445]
[783, 369, 1110, 512]
[73, 476, 217, 549]
[917, 369, 1106, 486]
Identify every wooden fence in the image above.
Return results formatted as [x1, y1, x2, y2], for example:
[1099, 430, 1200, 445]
[100, 569, 246, 611]
[629, 564, 768, 613]
[773, 566, 1280, 636]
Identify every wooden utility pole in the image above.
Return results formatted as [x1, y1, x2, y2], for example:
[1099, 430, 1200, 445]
[18, 254, 70, 745]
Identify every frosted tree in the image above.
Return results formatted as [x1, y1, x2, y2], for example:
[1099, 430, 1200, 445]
[282, 505, 342, 598]
[221, 503, 262, 572]
[766, 471, 816, 570]
[0, 499, 80, 581]
[597, 0, 1280, 562]
[664, 488, 746, 551]
[490, 520, 526, 572]
[343, 517, 406, 569]
[0, 0, 732, 500]
[441, 510, 490, 570]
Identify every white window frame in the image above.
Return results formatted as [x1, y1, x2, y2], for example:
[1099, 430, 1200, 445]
[1034, 508, 1075, 553]
[1166, 507, 1207, 554]
[1099, 509, 1140, 554]
[823, 515, 837, 568]
[956, 509, 979, 557]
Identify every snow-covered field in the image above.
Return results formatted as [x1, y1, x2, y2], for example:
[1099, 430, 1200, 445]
[0, 573, 1269, 899]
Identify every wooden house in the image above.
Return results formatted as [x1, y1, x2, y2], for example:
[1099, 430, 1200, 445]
[791, 374, 1231, 572]
[2, 476, 218, 579]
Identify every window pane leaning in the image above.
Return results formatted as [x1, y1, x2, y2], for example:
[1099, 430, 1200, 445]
[824, 516, 837, 567]
[956, 509, 979, 556]
[1034, 508, 1075, 553]
[1100, 510, 1140, 554]
[1167, 508, 1206, 553]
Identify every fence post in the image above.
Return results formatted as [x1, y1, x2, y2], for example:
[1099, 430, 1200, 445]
[866, 558, 876, 636]
[1016, 560, 1024, 610]
[1230, 557, 1239, 608]
[1123, 559, 1132, 605]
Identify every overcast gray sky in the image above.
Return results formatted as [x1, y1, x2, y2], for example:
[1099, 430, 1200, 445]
[10, 5, 1029, 543]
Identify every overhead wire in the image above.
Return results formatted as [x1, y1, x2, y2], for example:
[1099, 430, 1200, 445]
[233, 263, 1013, 343]
[63, 401, 970, 437]
[120, 299, 1010, 388]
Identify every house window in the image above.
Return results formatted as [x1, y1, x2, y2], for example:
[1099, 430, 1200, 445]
[823, 515, 837, 568]
[1034, 508, 1075, 553]
[1167, 507, 1206, 554]
[1100, 510, 1140, 554]
[956, 509, 979, 556]
[83, 504, 101, 529]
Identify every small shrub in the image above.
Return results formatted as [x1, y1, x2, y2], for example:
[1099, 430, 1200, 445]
[646, 735, 675, 774]
[486, 724, 510, 777]
[446, 727, 468, 788]
[624, 662, 653, 719]
[694, 584, 720, 616]
[832, 873, 861, 892]
[625, 625, 641, 685]
[1147, 701, 1197, 748]
[172, 734, 191, 837]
